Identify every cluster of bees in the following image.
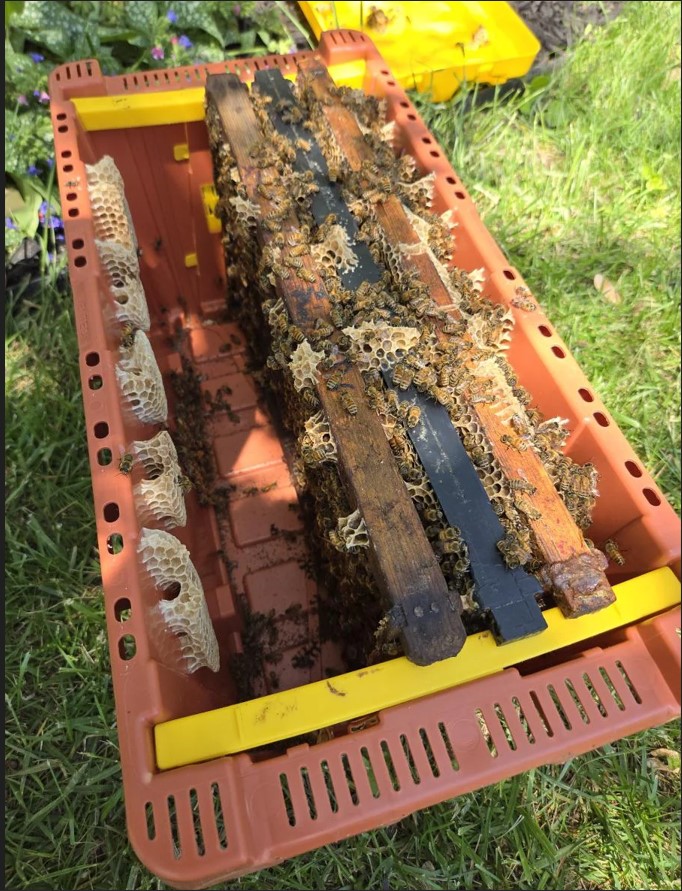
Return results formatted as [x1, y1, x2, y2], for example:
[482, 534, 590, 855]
[205, 80, 616, 671]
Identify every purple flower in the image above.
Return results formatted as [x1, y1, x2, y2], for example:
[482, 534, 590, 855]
[6, 217, 17, 230]
[166, 9, 177, 23]
[33, 89, 41, 97]
[35, 90, 50, 104]
[233, 4, 241, 15]
[29, 52, 45, 63]
[17, 94, 28, 106]
[47, 158, 54, 168]
[56, 233, 65, 242]
[178, 35, 192, 49]
[27, 164, 40, 175]
[151, 45, 165, 60]
[48, 215, 63, 230]
[47, 252, 55, 263]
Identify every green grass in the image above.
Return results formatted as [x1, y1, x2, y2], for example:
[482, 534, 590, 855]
[5, 2, 680, 889]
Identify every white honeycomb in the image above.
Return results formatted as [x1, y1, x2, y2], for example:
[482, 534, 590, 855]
[335, 508, 370, 551]
[132, 431, 187, 529]
[135, 468, 187, 529]
[229, 194, 260, 226]
[303, 410, 337, 462]
[85, 156, 137, 250]
[138, 528, 219, 673]
[115, 330, 168, 425]
[95, 240, 150, 331]
[289, 340, 325, 391]
[467, 267, 486, 292]
[342, 322, 420, 371]
[400, 172, 436, 210]
[310, 224, 358, 273]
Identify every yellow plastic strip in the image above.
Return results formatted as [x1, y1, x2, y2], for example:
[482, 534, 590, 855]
[155, 568, 680, 769]
[71, 63, 359, 131]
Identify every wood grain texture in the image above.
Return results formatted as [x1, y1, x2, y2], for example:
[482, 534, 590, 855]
[206, 73, 466, 663]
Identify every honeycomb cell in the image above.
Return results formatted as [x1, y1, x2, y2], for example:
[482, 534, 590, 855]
[95, 240, 150, 331]
[85, 156, 137, 250]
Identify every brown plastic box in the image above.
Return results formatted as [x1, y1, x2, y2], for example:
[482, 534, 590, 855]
[48, 31, 681, 889]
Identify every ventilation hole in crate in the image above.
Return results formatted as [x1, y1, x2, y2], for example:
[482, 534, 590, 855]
[493, 704, 517, 750]
[88, 374, 102, 389]
[380, 741, 401, 790]
[145, 802, 155, 840]
[72, 238, 84, 250]
[529, 692, 554, 737]
[86, 351, 100, 366]
[66, 192, 77, 201]
[445, 176, 457, 184]
[114, 597, 131, 622]
[279, 773, 296, 826]
[341, 754, 359, 805]
[68, 208, 79, 218]
[56, 112, 67, 121]
[103, 502, 120, 523]
[386, 80, 396, 86]
[399, 734, 421, 784]
[564, 680, 590, 724]
[97, 447, 112, 466]
[400, 100, 409, 108]
[300, 767, 317, 820]
[360, 747, 381, 799]
[94, 421, 109, 439]
[615, 661, 642, 703]
[189, 789, 205, 856]
[407, 113, 417, 120]
[475, 709, 498, 757]
[167, 795, 181, 859]
[429, 150, 439, 158]
[74, 256, 87, 268]
[63, 164, 74, 173]
[593, 412, 609, 427]
[578, 388, 594, 402]
[320, 760, 338, 813]
[61, 150, 72, 158]
[211, 783, 228, 848]
[547, 685, 572, 730]
[58, 125, 68, 133]
[437, 721, 459, 770]
[118, 634, 136, 660]
[642, 488, 661, 506]
[503, 269, 516, 280]
[419, 728, 440, 777]
[511, 697, 535, 743]
[107, 533, 124, 555]
[624, 460, 642, 478]
[455, 191, 466, 199]
[599, 667, 625, 710]
[551, 346, 566, 358]
[582, 673, 608, 716]
[538, 325, 552, 337]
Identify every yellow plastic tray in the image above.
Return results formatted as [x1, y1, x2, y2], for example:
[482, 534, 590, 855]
[155, 568, 680, 769]
[298, 1, 541, 100]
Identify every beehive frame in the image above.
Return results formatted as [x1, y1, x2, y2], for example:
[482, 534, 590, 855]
[49, 31, 680, 889]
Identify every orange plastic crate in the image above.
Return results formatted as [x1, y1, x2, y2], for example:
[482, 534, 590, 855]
[48, 31, 680, 889]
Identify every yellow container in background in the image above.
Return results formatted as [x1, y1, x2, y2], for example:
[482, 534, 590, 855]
[298, 1, 541, 101]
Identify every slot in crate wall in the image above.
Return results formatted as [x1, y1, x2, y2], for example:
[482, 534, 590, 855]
[49, 30, 681, 889]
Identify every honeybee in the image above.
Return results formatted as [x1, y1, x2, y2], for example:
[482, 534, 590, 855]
[470, 446, 492, 468]
[514, 497, 542, 521]
[120, 323, 136, 349]
[604, 538, 625, 566]
[501, 434, 530, 452]
[330, 306, 345, 328]
[406, 405, 421, 428]
[413, 367, 436, 392]
[392, 364, 414, 390]
[340, 391, 358, 416]
[423, 508, 442, 523]
[177, 474, 193, 495]
[256, 182, 273, 199]
[298, 268, 317, 283]
[470, 393, 495, 405]
[313, 319, 334, 339]
[385, 390, 400, 413]
[326, 371, 344, 390]
[328, 529, 344, 551]
[509, 414, 530, 435]
[507, 479, 537, 494]
[443, 318, 467, 336]
[288, 325, 305, 343]
[365, 385, 382, 410]
[118, 452, 134, 475]
[511, 296, 537, 312]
